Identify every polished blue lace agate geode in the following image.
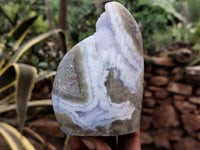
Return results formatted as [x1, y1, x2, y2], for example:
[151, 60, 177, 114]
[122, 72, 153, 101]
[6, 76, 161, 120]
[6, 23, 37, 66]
[52, 2, 144, 136]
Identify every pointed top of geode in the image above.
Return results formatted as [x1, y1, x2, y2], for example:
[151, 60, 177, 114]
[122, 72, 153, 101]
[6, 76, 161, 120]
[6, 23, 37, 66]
[105, 2, 143, 56]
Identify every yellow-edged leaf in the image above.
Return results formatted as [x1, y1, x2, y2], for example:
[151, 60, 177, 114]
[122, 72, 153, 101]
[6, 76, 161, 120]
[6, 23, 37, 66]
[0, 92, 15, 105]
[0, 100, 52, 114]
[6, 16, 38, 49]
[12, 16, 38, 51]
[0, 16, 37, 50]
[0, 52, 5, 70]
[15, 64, 37, 131]
[0, 64, 17, 93]
[35, 71, 56, 83]
[24, 127, 57, 150]
[63, 135, 70, 150]
[0, 16, 38, 69]
[13, 26, 32, 51]
[9, 29, 67, 64]
[0, 122, 35, 150]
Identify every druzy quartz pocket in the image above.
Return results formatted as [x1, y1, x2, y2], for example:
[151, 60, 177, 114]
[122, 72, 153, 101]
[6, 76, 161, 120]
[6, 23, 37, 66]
[52, 2, 144, 136]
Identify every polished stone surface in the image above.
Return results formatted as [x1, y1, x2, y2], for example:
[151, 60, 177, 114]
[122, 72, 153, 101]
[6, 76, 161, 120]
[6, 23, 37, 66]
[52, 2, 144, 136]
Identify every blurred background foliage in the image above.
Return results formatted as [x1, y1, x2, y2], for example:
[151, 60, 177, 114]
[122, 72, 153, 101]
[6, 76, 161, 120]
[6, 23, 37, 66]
[0, 0, 200, 149]
[1, 0, 200, 56]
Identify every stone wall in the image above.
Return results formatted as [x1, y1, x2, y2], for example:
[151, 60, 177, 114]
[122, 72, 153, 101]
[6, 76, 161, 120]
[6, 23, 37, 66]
[140, 52, 200, 150]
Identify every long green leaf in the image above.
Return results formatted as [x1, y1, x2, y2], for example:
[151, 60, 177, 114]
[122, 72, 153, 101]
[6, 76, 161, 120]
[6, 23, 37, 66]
[0, 16, 38, 69]
[0, 92, 15, 105]
[63, 135, 70, 150]
[0, 63, 37, 130]
[12, 16, 38, 51]
[35, 71, 56, 83]
[9, 29, 67, 64]
[0, 64, 17, 93]
[15, 64, 37, 131]
[24, 127, 57, 150]
[0, 45, 5, 70]
[0, 55, 5, 70]
[0, 16, 38, 51]
[11, 16, 38, 41]
[0, 100, 52, 114]
[0, 122, 35, 150]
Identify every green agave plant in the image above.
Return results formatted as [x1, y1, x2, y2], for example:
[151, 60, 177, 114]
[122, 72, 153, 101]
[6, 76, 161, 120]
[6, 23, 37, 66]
[0, 15, 67, 149]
